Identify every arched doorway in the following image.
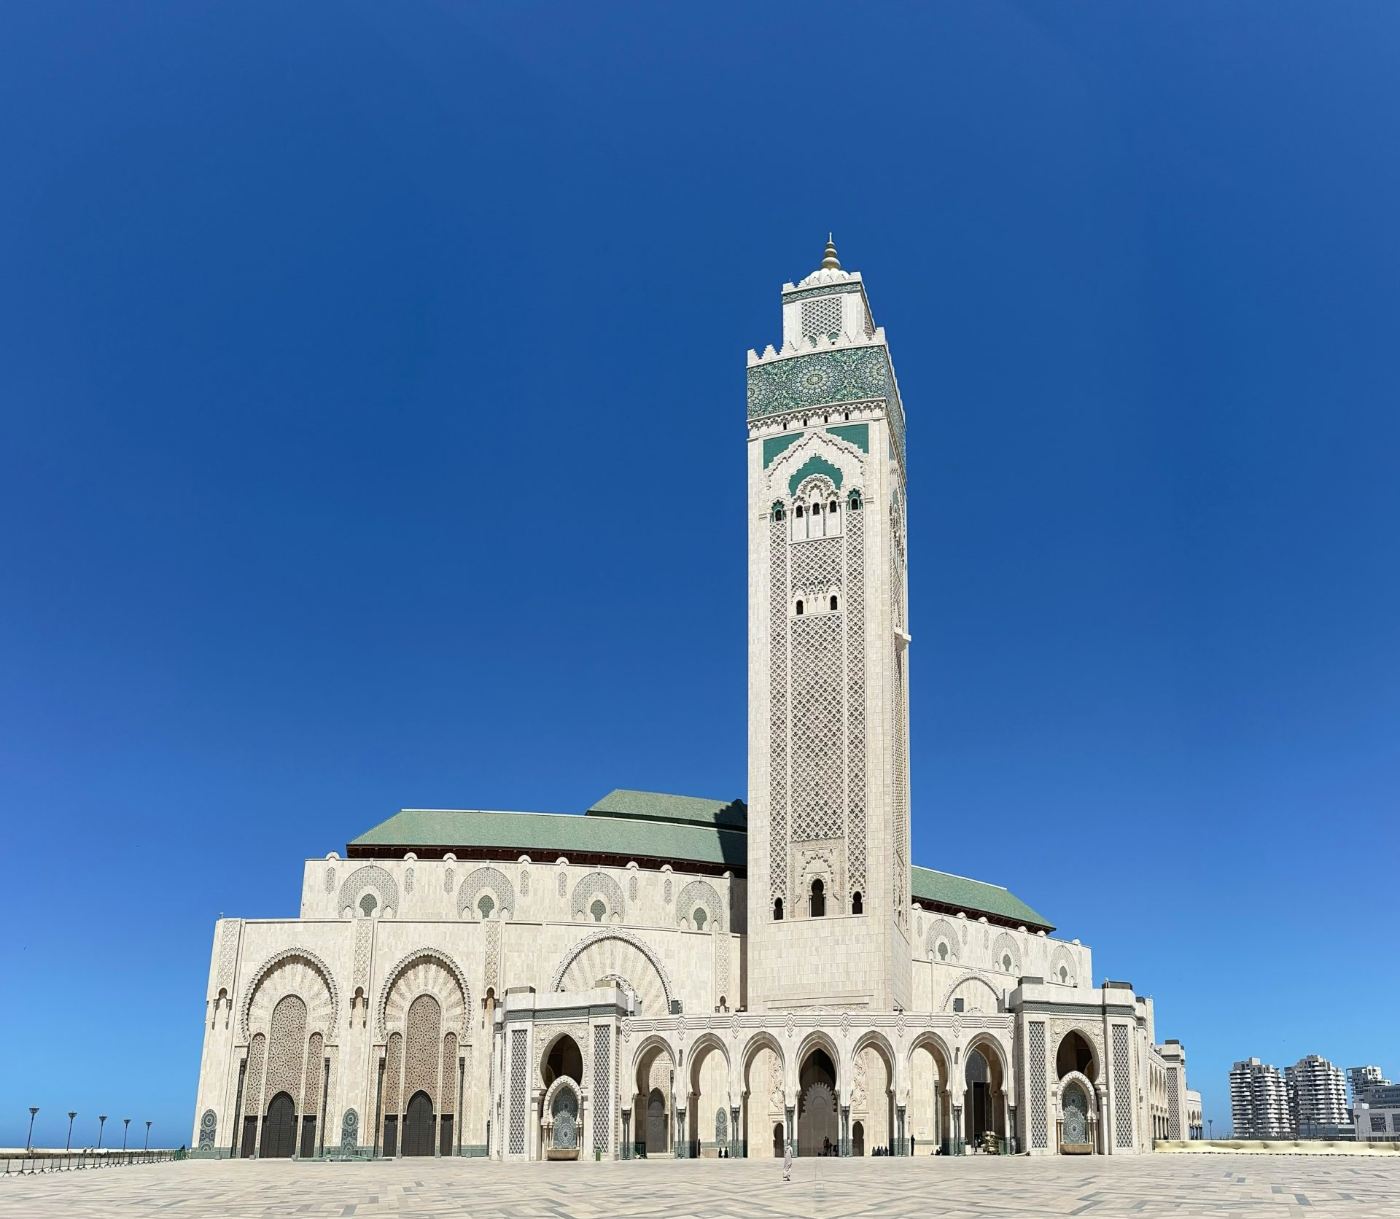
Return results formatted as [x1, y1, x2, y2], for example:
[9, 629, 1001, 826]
[963, 1039, 1008, 1151]
[796, 1046, 838, 1156]
[909, 1035, 952, 1154]
[741, 1037, 784, 1159]
[686, 1037, 729, 1157]
[1056, 1031, 1096, 1081]
[403, 1091, 434, 1157]
[852, 1120, 865, 1157]
[632, 1039, 675, 1157]
[543, 1034, 583, 1088]
[771, 1122, 784, 1158]
[262, 1092, 296, 1159]
[647, 1088, 668, 1155]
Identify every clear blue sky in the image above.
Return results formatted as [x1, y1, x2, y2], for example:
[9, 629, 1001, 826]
[2, 2, 1397, 1146]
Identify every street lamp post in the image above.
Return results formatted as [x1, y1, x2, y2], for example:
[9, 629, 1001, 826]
[98, 1115, 108, 1149]
[122, 1118, 131, 1151]
[67, 1112, 78, 1152]
[144, 1121, 152, 1151]
[26, 1107, 39, 1152]
[1208, 1118, 1213, 1140]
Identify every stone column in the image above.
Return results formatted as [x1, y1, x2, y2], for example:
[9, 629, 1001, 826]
[952, 1104, 962, 1156]
[579, 1095, 589, 1161]
[674, 1107, 686, 1158]
[929, 1076, 940, 1152]
[1008, 1104, 1018, 1155]
[620, 1109, 631, 1160]
[784, 1105, 795, 1155]
[895, 1105, 906, 1156]
[840, 1104, 850, 1156]
[1095, 1085, 1108, 1156]
[730, 1106, 740, 1159]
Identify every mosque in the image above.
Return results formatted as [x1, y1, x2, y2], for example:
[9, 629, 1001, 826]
[192, 240, 1194, 1163]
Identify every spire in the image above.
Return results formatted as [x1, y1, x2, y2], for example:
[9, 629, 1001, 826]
[820, 233, 841, 271]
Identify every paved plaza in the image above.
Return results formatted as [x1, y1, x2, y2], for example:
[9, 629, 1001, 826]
[4, 1154, 1400, 1219]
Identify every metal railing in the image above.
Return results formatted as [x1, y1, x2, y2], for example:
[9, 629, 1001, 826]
[3, 1150, 182, 1175]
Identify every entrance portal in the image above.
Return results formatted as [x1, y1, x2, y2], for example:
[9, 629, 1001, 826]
[261, 1092, 295, 1158]
[403, 1090, 434, 1156]
[796, 1047, 837, 1156]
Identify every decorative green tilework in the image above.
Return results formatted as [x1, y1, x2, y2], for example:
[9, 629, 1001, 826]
[781, 282, 864, 305]
[747, 346, 890, 421]
[762, 433, 801, 468]
[788, 455, 843, 495]
[826, 423, 869, 453]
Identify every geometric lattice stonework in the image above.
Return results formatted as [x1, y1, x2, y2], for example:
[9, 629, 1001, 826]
[800, 295, 843, 342]
[266, 994, 308, 1100]
[1166, 1066, 1181, 1140]
[1112, 1025, 1134, 1149]
[508, 1029, 528, 1156]
[592, 1024, 613, 1157]
[767, 514, 789, 905]
[790, 613, 844, 841]
[1028, 1021, 1048, 1150]
[845, 503, 867, 896]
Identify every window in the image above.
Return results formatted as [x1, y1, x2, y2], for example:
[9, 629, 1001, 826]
[848, 490, 862, 510]
[359, 893, 377, 917]
[937, 941, 948, 961]
[1058, 965, 1069, 983]
[953, 998, 965, 1013]
[478, 895, 494, 920]
[773, 898, 783, 921]
[590, 899, 606, 923]
[829, 499, 838, 517]
[829, 594, 838, 612]
[795, 599, 804, 616]
[795, 504, 804, 518]
[693, 907, 707, 931]
[1002, 953, 1013, 972]
[809, 878, 826, 918]
[772, 501, 785, 522]
[851, 890, 862, 915]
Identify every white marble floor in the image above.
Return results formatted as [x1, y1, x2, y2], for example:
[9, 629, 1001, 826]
[4, 1153, 1400, 1218]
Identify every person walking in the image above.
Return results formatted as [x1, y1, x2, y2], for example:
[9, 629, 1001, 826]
[782, 1137, 793, 1182]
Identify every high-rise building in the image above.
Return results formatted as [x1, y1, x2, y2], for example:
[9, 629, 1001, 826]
[1285, 1055, 1349, 1136]
[1230, 1058, 1293, 1138]
[1348, 1065, 1389, 1105]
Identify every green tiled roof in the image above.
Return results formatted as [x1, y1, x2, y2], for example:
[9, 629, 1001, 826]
[912, 865, 1053, 931]
[349, 807, 746, 871]
[348, 795, 1052, 930]
[587, 788, 747, 831]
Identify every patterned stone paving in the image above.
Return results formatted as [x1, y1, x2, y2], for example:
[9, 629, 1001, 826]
[4, 1154, 1400, 1219]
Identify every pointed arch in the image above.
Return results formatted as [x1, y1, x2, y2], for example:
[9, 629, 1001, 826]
[376, 947, 471, 1039]
[549, 929, 674, 1015]
[939, 970, 1005, 1014]
[240, 948, 339, 1041]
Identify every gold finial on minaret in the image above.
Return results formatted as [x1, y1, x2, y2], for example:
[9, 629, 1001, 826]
[820, 233, 841, 270]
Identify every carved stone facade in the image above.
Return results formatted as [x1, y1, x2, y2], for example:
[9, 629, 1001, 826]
[191, 241, 1190, 1162]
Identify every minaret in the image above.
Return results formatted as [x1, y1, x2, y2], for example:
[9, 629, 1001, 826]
[746, 238, 911, 1012]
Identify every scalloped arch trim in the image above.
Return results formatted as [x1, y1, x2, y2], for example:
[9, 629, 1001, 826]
[375, 947, 472, 1040]
[239, 947, 340, 1041]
